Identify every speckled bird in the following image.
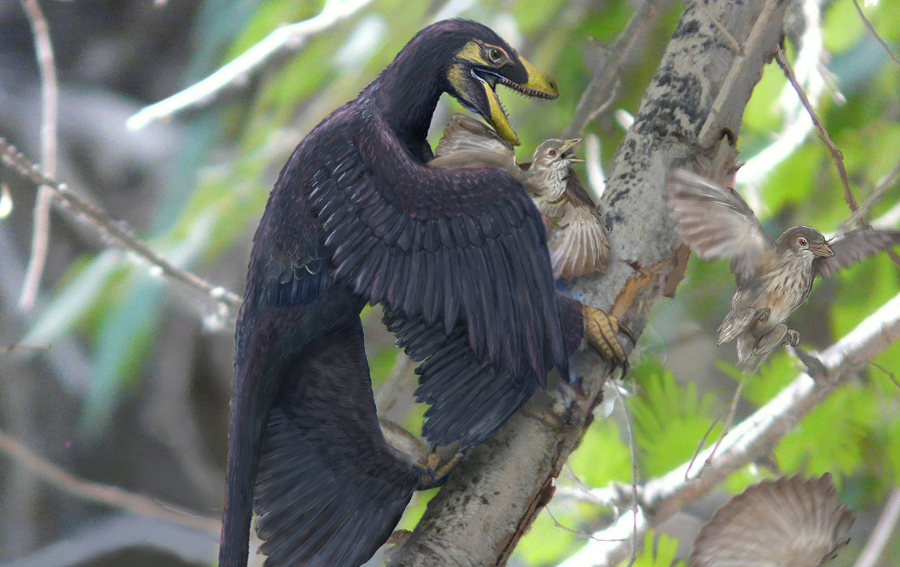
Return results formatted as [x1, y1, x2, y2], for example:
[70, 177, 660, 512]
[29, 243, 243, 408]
[222, 20, 633, 567]
[690, 474, 856, 567]
[667, 168, 900, 362]
[429, 113, 611, 279]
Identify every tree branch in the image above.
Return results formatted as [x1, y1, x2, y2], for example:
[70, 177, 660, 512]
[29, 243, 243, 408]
[774, 44, 859, 213]
[18, 0, 59, 311]
[0, 428, 221, 536]
[851, 0, 900, 68]
[392, 0, 788, 564]
[572, 291, 900, 565]
[0, 137, 243, 310]
[563, 0, 667, 139]
[126, 0, 375, 131]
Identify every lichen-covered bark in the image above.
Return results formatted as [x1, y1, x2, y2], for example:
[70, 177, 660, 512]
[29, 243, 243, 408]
[391, 1, 788, 565]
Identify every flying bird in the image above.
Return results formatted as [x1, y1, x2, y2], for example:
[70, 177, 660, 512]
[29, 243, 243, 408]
[222, 20, 632, 567]
[690, 474, 856, 567]
[429, 114, 611, 279]
[666, 168, 900, 362]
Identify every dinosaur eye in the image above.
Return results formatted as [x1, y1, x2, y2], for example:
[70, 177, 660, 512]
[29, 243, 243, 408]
[487, 48, 503, 62]
[548, 149, 557, 157]
[797, 237, 808, 247]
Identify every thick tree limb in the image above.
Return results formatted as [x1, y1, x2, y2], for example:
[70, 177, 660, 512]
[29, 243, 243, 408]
[391, 0, 788, 565]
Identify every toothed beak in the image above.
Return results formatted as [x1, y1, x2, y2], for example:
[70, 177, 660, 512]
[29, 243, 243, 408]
[479, 55, 558, 147]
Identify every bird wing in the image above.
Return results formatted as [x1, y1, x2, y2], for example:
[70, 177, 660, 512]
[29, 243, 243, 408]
[310, 107, 568, 386]
[384, 293, 586, 448]
[690, 474, 855, 567]
[666, 168, 775, 286]
[816, 227, 900, 279]
[427, 149, 516, 171]
[434, 113, 515, 159]
[549, 170, 609, 279]
[253, 323, 421, 567]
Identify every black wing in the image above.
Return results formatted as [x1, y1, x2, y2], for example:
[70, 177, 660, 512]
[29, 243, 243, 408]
[254, 323, 420, 567]
[384, 293, 585, 448]
[310, 107, 568, 383]
[666, 169, 775, 286]
[817, 227, 900, 279]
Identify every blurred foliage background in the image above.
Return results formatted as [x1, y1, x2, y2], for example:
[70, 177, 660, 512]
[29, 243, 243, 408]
[0, 0, 898, 565]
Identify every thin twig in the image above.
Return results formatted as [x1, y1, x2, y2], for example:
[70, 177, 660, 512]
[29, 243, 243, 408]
[0, 137, 243, 308]
[127, 0, 375, 130]
[870, 361, 900, 391]
[616, 377, 639, 567]
[698, 0, 784, 145]
[840, 154, 900, 231]
[593, 292, 900, 561]
[0, 428, 221, 535]
[851, 0, 900, 68]
[853, 487, 900, 567]
[564, 0, 666, 138]
[19, 0, 59, 311]
[774, 45, 859, 213]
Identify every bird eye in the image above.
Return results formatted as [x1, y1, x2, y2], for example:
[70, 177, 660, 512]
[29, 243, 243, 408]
[548, 149, 557, 156]
[797, 237, 808, 247]
[487, 48, 503, 62]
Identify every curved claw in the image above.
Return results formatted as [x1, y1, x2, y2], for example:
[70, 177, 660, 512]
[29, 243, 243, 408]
[583, 305, 632, 379]
[415, 448, 466, 490]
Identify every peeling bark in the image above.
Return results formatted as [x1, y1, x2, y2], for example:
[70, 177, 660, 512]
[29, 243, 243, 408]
[391, 0, 788, 565]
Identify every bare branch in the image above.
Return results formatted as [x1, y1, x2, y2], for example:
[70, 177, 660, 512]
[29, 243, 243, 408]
[0, 137, 241, 308]
[0, 137, 243, 309]
[853, 487, 900, 567]
[126, 0, 375, 131]
[851, 0, 900, 68]
[588, 291, 900, 564]
[564, 0, 667, 138]
[839, 154, 900, 232]
[0, 428, 221, 535]
[18, 0, 59, 311]
[774, 45, 859, 214]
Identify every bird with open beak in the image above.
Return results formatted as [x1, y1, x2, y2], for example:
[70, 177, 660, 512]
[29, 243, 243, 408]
[666, 168, 900, 362]
[429, 113, 611, 280]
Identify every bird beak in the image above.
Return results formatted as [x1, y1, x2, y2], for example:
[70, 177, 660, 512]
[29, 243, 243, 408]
[560, 138, 584, 162]
[811, 242, 835, 257]
[479, 56, 558, 147]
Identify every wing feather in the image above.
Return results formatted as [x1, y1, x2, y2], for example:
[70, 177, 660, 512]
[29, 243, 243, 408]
[666, 169, 775, 285]
[817, 228, 900, 279]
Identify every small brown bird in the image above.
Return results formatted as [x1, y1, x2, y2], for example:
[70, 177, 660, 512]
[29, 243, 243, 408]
[690, 474, 856, 567]
[429, 114, 610, 279]
[667, 168, 900, 362]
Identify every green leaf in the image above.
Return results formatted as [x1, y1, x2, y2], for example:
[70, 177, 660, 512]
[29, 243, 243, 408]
[626, 530, 686, 567]
[629, 364, 721, 477]
[569, 420, 632, 488]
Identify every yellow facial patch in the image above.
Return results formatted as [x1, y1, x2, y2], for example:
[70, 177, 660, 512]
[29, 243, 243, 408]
[455, 41, 489, 65]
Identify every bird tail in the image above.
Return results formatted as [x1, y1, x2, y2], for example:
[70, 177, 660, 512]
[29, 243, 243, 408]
[717, 307, 759, 346]
[250, 322, 420, 567]
[220, 360, 265, 567]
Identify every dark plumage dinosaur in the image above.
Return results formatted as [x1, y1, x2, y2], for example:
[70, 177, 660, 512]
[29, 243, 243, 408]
[221, 19, 632, 567]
